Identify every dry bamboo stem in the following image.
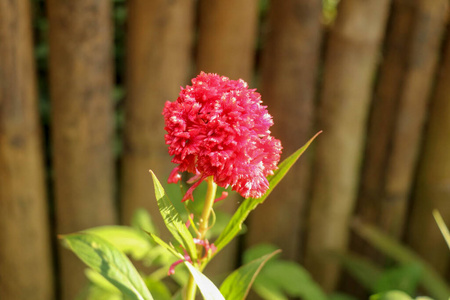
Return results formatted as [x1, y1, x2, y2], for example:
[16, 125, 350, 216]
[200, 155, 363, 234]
[48, 1, 116, 298]
[407, 16, 450, 275]
[0, 1, 54, 299]
[305, 0, 391, 291]
[247, 0, 322, 262]
[121, 0, 194, 234]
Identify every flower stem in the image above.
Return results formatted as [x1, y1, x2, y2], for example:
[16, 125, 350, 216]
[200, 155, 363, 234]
[198, 176, 217, 240]
[185, 275, 197, 300]
[185, 176, 217, 300]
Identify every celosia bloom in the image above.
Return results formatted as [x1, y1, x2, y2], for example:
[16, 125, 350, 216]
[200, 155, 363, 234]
[163, 72, 282, 201]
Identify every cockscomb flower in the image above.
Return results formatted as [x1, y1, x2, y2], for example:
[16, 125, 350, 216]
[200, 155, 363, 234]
[163, 72, 282, 201]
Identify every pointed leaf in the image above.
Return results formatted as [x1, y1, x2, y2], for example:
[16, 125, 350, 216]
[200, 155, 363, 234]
[147, 232, 183, 259]
[62, 233, 153, 300]
[220, 250, 280, 300]
[214, 132, 321, 253]
[150, 170, 197, 260]
[433, 210, 450, 250]
[184, 262, 225, 300]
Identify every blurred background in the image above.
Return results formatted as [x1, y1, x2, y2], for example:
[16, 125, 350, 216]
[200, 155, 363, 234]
[1, 0, 449, 299]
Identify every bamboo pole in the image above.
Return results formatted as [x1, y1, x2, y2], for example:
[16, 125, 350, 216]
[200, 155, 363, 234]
[305, 0, 391, 291]
[47, 1, 116, 298]
[247, 0, 322, 262]
[121, 0, 194, 230]
[0, 1, 54, 299]
[196, 0, 258, 81]
[376, 0, 447, 239]
[407, 21, 450, 275]
[196, 0, 259, 278]
[352, 0, 418, 262]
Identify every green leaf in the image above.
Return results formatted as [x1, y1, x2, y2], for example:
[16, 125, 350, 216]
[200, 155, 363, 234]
[333, 252, 383, 291]
[147, 232, 183, 259]
[433, 210, 450, 250]
[370, 290, 413, 300]
[131, 208, 158, 236]
[144, 277, 172, 300]
[353, 219, 450, 300]
[220, 250, 281, 300]
[253, 278, 287, 300]
[374, 264, 422, 295]
[258, 261, 328, 300]
[214, 132, 321, 253]
[184, 262, 225, 300]
[84, 226, 151, 260]
[62, 233, 153, 300]
[150, 170, 197, 260]
[85, 268, 121, 294]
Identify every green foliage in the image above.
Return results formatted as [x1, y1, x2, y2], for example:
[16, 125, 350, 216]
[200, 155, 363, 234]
[333, 252, 383, 291]
[220, 250, 280, 300]
[150, 170, 198, 261]
[244, 244, 328, 300]
[373, 264, 423, 296]
[184, 262, 225, 300]
[61, 233, 154, 300]
[352, 220, 450, 300]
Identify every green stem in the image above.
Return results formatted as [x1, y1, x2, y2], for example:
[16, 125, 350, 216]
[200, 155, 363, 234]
[185, 176, 217, 300]
[198, 176, 217, 240]
[185, 275, 197, 300]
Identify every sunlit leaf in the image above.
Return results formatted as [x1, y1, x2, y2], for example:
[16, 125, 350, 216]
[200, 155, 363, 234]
[150, 170, 197, 260]
[433, 210, 450, 250]
[62, 233, 153, 300]
[184, 262, 225, 300]
[84, 226, 151, 260]
[220, 250, 280, 300]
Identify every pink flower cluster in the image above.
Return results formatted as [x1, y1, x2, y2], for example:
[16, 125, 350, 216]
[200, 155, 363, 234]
[163, 72, 282, 201]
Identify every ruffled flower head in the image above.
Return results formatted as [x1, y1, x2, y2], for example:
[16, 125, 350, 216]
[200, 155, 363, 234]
[163, 72, 282, 201]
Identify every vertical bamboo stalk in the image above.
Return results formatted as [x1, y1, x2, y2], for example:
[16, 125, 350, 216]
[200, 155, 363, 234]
[47, 1, 116, 299]
[407, 23, 450, 275]
[377, 0, 448, 239]
[353, 0, 417, 261]
[196, 0, 258, 81]
[305, 0, 391, 291]
[0, 1, 54, 299]
[121, 0, 194, 230]
[247, 0, 322, 262]
[196, 0, 259, 278]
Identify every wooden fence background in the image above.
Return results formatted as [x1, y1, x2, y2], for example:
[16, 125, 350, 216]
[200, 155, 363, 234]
[1, 0, 449, 299]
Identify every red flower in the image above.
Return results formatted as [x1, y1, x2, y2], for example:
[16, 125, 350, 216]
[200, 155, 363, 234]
[163, 72, 282, 201]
